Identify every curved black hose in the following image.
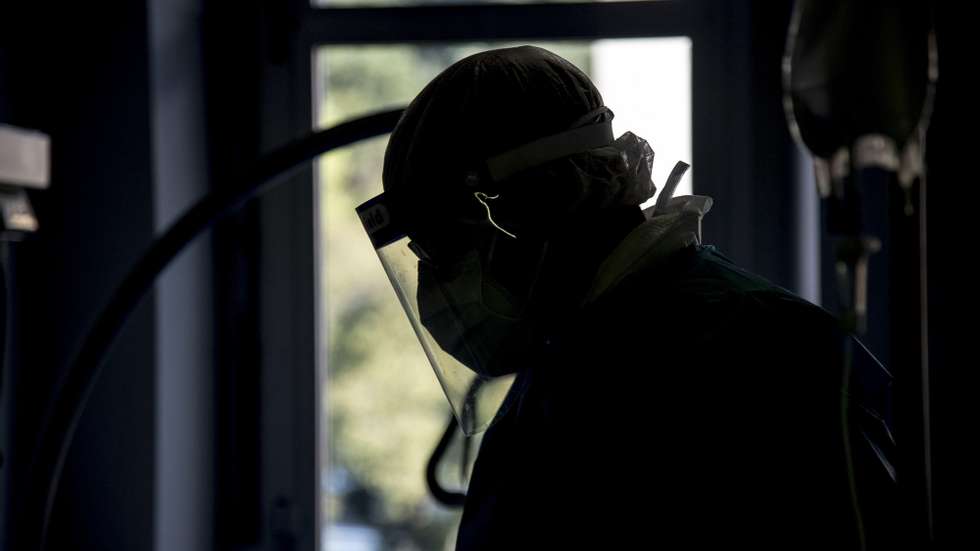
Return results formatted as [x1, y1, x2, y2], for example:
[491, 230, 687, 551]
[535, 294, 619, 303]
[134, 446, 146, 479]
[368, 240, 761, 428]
[1, 242, 9, 398]
[426, 414, 467, 508]
[27, 108, 405, 551]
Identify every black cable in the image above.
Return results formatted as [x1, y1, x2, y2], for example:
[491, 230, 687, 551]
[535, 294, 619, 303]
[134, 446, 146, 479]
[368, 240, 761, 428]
[426, 413, 467, 508]
[26, 108, 405, 551]
[0, 241, 9, 399]
[0, 242, 9, 476]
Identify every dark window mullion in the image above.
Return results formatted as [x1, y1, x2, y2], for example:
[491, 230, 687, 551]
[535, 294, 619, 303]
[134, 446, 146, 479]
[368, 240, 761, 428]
[301, 1, 691, 45]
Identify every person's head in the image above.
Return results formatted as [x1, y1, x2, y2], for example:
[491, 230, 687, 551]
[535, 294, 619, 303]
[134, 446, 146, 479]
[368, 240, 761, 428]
[383, 46, 599, 256]
[383, 46, 655, 298]
[359, 46, 661, 428]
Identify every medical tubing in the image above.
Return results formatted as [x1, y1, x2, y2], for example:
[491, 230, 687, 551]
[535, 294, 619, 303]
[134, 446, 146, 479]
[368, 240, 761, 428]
[27, 108, 405, 551]
[1, 242, 9, 398]
[426, 413, 468, 508]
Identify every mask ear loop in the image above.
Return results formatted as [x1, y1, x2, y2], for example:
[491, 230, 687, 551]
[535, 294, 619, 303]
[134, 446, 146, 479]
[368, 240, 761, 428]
[474, 192, 518, 239]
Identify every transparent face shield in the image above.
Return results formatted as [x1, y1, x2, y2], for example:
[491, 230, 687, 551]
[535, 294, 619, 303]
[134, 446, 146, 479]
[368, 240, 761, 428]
[356, 194, 525, 435]
[358, 109, 619, 434]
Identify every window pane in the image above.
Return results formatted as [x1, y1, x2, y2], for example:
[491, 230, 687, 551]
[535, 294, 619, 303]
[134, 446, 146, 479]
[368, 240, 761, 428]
[593, 37, 693, 200]
[315, 39, 691, 550]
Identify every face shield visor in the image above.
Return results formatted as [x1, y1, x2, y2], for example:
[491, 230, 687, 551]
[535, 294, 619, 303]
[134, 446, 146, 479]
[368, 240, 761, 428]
[355, 193, 530, 435]
[358, 109, 637, 434]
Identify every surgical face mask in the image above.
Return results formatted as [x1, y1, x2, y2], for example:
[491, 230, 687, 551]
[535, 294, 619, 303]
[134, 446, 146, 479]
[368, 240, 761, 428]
[416, 248, 539, 377]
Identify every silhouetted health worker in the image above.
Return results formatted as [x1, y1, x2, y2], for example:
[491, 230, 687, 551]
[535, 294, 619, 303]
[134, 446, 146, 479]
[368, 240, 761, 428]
[356, 46, 897, 550]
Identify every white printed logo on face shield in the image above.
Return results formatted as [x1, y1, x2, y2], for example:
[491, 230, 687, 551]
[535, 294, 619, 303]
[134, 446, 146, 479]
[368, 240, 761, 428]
[416, 250, 536, 377]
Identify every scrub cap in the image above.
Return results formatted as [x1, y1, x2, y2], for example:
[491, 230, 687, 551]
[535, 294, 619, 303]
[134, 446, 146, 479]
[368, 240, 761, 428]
[383, 45, 657, 257]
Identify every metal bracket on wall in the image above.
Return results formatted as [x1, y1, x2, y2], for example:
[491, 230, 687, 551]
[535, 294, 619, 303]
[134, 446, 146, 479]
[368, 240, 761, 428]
[0, 124, 49, 239]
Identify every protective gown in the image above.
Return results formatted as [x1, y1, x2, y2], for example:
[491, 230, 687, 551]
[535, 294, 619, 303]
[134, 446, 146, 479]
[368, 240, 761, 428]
[455, 194, 897, 550]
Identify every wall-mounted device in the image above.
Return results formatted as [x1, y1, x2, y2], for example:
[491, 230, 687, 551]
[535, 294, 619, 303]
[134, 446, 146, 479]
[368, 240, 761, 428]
[0, 124, 50, 237]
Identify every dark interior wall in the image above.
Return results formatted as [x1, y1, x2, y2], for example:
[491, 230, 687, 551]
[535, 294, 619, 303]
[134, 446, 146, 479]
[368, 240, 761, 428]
[0, 28, 15, 547]
[203, 0, 318, 548]
[926, 5, 977, 549]
[692, 0, 804, 294]
[0, 1, 223, 549]
[150, 0, 215, 549]
[1, 0, 302, 548]
[200, 1, 267, 548]
[1, 2, 158, 550]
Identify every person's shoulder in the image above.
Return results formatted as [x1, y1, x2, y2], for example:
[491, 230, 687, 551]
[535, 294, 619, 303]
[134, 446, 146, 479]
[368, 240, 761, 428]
[586, 244, 842, 350]
[605, 245, 820, 310]
[682, 245, 837, 323]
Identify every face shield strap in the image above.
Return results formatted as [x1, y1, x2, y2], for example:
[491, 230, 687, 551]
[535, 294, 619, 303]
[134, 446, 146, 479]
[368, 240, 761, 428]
[484, 109, 616, 183]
